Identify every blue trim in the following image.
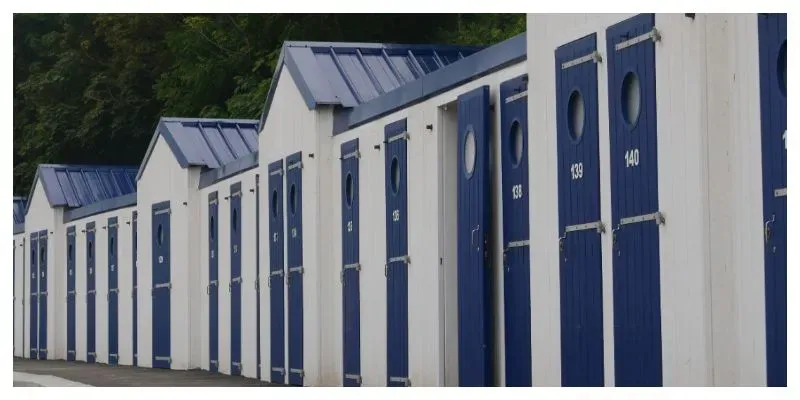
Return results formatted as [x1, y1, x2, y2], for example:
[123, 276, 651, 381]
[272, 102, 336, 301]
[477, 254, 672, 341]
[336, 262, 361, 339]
[334, 33, 526, 135]
[14, 223, 25, 235]
[198, 152, 259, 190]
[63, 193, 138, 223]
[385, 118, 408, 137]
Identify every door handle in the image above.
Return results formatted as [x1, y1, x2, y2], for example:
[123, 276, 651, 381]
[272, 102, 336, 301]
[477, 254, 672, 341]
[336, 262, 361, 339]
[471, 225, 480, 248]
[764, 214, 776, 243]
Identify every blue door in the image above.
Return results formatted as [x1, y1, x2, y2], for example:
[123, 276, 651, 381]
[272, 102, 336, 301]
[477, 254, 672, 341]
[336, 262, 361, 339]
[107, 217, 119, 365]
[457, 86, 493, 387]
[758, 12, 787, 388]
[152, 201, 172, 369]
[86, 222, 97, 363]
[606, 13, 663, 387]
[230, 182, 243, 376]
[384, 119, 410, 387]
[555, 34, 605, 387]
[341, 139, 362, 386]
[208, 192, 219, 372]
[38, 230, 48, 360]
[286, 152, 304, 386]
[268, 160, 286, 384]
[67, 227, 77, 361]
[29, 232, 38, 359]
[500, 76, 532, 387]
[255, 174, 262, 380]
[132, 211, 138, 366]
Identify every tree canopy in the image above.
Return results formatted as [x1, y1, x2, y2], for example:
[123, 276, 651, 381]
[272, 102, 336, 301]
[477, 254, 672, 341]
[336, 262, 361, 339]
[13, 14, 525, 196]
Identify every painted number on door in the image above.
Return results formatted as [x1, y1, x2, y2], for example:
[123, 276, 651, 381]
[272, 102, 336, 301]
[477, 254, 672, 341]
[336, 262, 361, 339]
[392, 209, 400, 222]
[625, 149, 640, 168]
[291, 228, 297, 238]
[570, 162, 584, 180]
[783, 130, 786, 149]
[347, 220, 353, 233]
[511, 184, 524, 200]
[273, 233, 278, 243]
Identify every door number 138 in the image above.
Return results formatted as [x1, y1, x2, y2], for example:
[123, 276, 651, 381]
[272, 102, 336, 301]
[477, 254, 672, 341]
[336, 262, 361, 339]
[511, 184, 524, 199]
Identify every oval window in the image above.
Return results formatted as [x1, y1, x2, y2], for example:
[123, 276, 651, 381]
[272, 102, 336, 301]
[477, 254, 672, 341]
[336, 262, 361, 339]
[289, 184, 297, 215]
[209, 216, 215, 240]
[232, 208, 238, 231]
[68, 244, 73, 261]
[40, 248, 46, 263]
[110, 237, 115, 256]
[509, 121, 524, 166]
[464, 130, 477, 177]
[157, 224, 164, 246]
[621, 71, 642, 126]
[345, 173, 354, 207]
[390, 157, 401, 194]
[271, 190, 279, 218]
[88, 241, 93, 259]
[778, 40, 787, 97]
[568, 90, 585, 141]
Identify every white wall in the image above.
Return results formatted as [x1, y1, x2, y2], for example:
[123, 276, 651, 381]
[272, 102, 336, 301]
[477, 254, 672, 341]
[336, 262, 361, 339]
[199, 168, 260, 378]
[704, 14, 767, 386]
[259, 66, 330, 385]
[22, 179, 61, 360]
[14, 232, 25, 357]
[325, 61, 527, 387]
[526, 13, 724, 386]
[136, 135, 196, 369]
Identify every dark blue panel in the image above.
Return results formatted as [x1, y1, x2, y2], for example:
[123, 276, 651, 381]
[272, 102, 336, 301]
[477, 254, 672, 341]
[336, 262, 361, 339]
[555, 34, 605, 387]
[198, 152, 259, 190]
[151, 201, 172, 369]
[268, 160, 286, 384]
[758, 12, 787, 388]
[63, 193, 137, 223]
[132, 211, 138, 366]
[606, 14, 663, 387]
[341, 139, 361, 386]
[208, 192, 219, 373]
[456, 86, 493, 387]
[86, 222, 97, 363]
[286, 152, 304, 386]
[108, 217, 119, 365]
[255, 173, 262, 380]
[230, 182, 243, 376]
[384, 119, 409, 387]
[29, 233, 38, 359]
[31, 164, 138, 213]
[38, 230, 48, 360]
[67, 227, 77, 361]
[13, 197, 27, 224]
[500, 75, 532, 387]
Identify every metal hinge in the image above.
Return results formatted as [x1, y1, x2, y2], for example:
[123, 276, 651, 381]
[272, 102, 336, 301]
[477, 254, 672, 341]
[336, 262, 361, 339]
[386, 132, 410, 143]
[615, 28, 661, 51]
[341, 150, 361, 160]
[287, 161, 303, 171]
[561, 51, 603, 70]
[619, 211, 665, 226]
[270, 168, 284, 176]
[775, 187, 787, 197]
[271, 367, 285, 375]
[154, 356, 172, 364]
[345, 373, 362, 385]
[153, 208, 171, 216]
[505, 90, 528, 104]
[340, 262, 361, 284]
[389, 376, 411, 386]
[290, 368, 305, 378]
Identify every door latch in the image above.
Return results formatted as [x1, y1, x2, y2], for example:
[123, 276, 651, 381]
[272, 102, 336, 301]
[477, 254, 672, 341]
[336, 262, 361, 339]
[764, 214, 776, 243]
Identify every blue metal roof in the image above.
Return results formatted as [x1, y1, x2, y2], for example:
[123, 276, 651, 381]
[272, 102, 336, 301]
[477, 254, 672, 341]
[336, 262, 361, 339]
[27, 164, 139, 212]
[13, 196, 27, 224]
[258, 41, 484, 128]
[136, 117, 259, 181]
[334, 33, 527, 134]
[63, 192, 137, 223]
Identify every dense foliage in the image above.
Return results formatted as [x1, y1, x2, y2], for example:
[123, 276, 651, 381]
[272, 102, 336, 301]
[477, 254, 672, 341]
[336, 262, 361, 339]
[13, 14, 524, 196]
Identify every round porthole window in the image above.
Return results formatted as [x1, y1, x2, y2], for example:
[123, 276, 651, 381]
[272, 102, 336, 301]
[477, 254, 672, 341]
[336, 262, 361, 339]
[232, 209, 238, 231]
[778, 40, 787, 97]
[68, 244, 73, 261]
[568, 90, 586, 141]
[464, 129, 477, 177]
[271, 190, 279, 218]
[289, 184, 297, 215]
[110, 237, 115, 256]
[390, 157, 400, 194]
[88, 241, 93, 259]
[209, 216, 215, 240]
[509, 121, 524, 167]
[345, 173, 354, 207]
[40, 248, 46, 263]
[157, 224, 164, 246]
[621, 71, 642, 127]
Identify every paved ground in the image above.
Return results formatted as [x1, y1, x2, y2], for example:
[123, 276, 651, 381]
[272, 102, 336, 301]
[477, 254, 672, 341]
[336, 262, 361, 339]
[13, 358, 282, 387]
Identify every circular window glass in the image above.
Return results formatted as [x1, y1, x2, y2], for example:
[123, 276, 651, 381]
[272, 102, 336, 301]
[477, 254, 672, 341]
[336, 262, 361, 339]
[345, 173, 354, 207]
[209, 216, 215, 240]
[390, 157, 400, 194]
[271, 190, 278, 218]
[110, 237, 115, 256]
[778, 41, 787, 97]
[40, 248, 46, 263]
[509, 121, 524, 166]
[568, 90, 586, 141]
[289, 184, 297, 215]
[621, 72, 642, 126]
[68, 244, 73, 261]
[232, 209, 238, 231]
[464, 130, 477, 176]
[88, 241, 93, 259]
[157, 224, 164, 246]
